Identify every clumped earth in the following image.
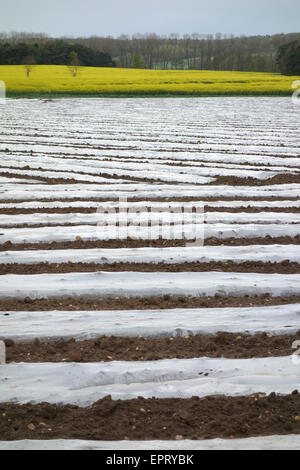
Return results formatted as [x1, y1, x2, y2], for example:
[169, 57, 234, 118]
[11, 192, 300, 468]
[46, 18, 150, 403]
[3, 331, 300, 363]
[0, 260, 299, 275]
[1, 392, 300, 441]
[0, 206, 299, 215]
[0, 196, 298, 206]
[1, 293, 300, 311]
[1, 235, 300, 251]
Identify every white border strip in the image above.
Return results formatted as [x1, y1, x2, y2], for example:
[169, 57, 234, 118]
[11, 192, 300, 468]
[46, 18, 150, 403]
[1, 435, 300, 450]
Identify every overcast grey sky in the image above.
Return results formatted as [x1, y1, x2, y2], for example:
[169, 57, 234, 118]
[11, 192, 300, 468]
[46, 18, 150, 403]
[2, 0, 300, 37]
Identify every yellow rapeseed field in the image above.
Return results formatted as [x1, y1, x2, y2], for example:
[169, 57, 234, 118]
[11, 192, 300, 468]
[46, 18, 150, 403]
[0, 65, 299, 96]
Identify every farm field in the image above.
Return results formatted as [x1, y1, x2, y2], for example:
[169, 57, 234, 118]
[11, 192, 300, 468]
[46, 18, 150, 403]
[0, 65, 299, 97]
[0, 96, 300, 450]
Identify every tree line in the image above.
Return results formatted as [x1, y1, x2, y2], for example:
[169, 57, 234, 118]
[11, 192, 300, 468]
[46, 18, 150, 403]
[0, 38, 115, 67]
[0, 31, 299, 73]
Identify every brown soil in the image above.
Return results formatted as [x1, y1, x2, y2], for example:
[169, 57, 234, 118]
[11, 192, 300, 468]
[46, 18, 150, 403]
[1, 235, 300, 251]
[1, 392, 300, 441]
[1, 293, 300, 312]
[0, 168, 183, 186]
[211, 173, 300, 186]
[0, 206, 300, 215]
[2, 166, 300, 186]
[0, 196, 298, 205]
[0, 171, 90, 186]
[0, 164, 139, 181]
[0, 260, 299, 275]
[1, 220, 300, 229]
[160, 157, 300, 168]
[0, 238, 188, 251]
[4, 331, 300, 363]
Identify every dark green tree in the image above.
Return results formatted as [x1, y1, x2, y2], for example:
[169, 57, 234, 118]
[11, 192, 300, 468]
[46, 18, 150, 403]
[132, 53, 145, 68]
[277, 40, 300, 75]
[0, 40, 115, 67]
